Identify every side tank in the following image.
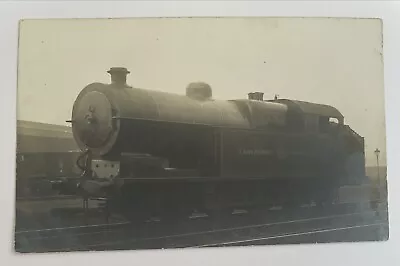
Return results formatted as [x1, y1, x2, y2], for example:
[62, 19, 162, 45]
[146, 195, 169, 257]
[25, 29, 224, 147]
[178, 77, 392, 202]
[70, 68, 288, 166]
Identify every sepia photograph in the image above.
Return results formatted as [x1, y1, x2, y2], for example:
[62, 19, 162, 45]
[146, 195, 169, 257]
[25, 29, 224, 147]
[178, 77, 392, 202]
[14, 17, 389, 253]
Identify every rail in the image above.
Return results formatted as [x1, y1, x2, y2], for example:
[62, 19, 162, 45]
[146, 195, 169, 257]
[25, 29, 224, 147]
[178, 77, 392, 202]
[197, 221, 387, 247]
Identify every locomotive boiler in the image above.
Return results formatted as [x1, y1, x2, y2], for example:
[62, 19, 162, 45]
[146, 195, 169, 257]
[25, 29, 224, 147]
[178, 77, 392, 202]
[62, 67, 366, 219]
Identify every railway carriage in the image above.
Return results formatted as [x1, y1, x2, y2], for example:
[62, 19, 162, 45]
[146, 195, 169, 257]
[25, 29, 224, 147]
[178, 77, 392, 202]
[16, 120, 81, 197]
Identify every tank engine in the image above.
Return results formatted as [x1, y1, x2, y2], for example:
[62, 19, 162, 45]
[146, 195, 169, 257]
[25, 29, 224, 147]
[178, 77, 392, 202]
[62, 67, 366, 219]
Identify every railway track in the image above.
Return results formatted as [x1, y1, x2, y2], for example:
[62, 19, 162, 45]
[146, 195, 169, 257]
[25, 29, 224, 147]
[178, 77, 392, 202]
[15, 200, 388, 253]
[88, 207, 387, 250]
[197, 221, 388, 248]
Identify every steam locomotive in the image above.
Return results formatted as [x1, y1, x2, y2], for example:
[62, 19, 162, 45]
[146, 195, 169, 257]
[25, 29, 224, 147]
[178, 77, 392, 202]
[59, 67, 366, 219]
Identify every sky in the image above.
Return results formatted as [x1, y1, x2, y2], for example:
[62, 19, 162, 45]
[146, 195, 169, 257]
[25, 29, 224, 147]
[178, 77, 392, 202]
[17, 17, 386, 166]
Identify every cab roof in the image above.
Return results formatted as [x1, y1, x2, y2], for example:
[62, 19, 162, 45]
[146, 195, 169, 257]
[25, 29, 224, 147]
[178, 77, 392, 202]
[271, 99, 344, 120]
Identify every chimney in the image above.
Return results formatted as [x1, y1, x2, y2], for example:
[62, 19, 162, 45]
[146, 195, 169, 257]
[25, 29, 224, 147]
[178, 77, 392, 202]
[248, 92, 264, 101]
[107, 67, 130, 87]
